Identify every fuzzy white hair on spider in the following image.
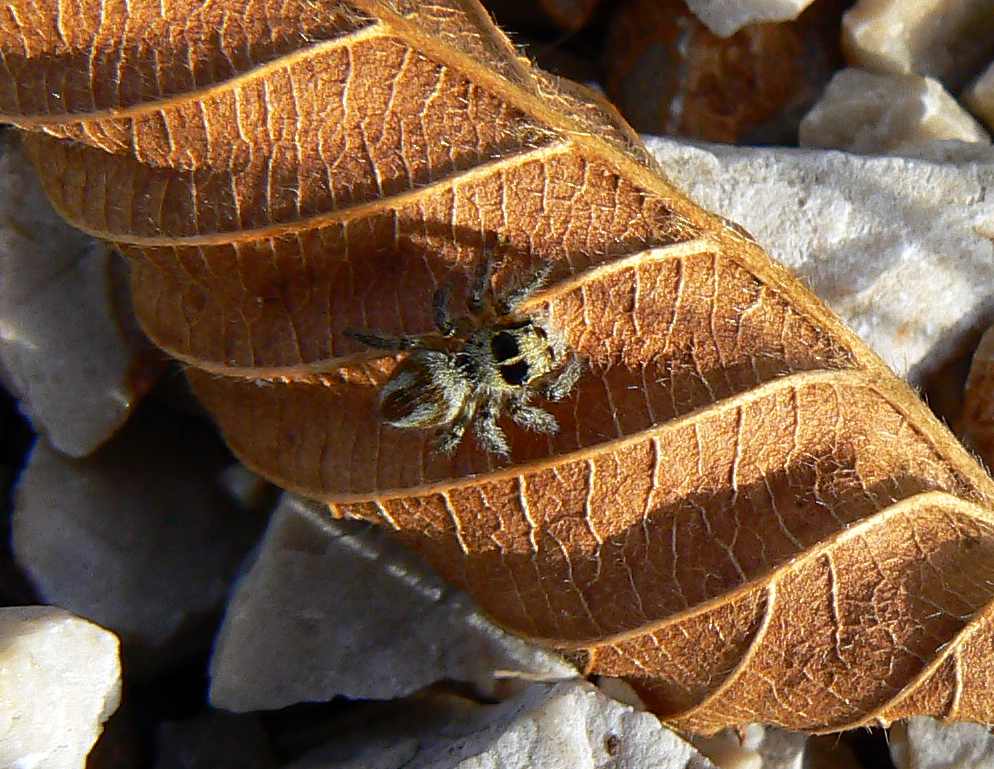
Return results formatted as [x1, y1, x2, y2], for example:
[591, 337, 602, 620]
[347, 249, 583, 458]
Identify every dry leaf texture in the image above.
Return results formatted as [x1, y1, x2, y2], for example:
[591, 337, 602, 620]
[960, 324, 994, 470]
[6, 0, 994, 734]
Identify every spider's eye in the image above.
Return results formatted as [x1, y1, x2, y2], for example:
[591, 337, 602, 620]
[491, 331, 520, 362]
[499, 360, 530, 385]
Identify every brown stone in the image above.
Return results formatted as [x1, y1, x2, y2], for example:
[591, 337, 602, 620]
[604, 0, 845, 143]
[485, 0, 602, 33]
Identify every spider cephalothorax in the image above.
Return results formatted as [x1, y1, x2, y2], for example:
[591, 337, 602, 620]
[347, 252, 582, 457]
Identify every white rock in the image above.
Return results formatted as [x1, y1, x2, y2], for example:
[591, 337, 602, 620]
[0, 138, 150, 457]
[683, 0, 815, 37]
[842, 0, 994, 89]
[800, 69, 990, 153]
[13, 415, 267, 669]
[287, 680, 717, 769]
[694, 724, 808, 769]
[0, 606, 121, 769]
[644, 135, 994, 383]
[596, 677, 647, 710]
[210, 494, 574, 711]
[890, 717, 994, 769]
[964, 62, 994, 133]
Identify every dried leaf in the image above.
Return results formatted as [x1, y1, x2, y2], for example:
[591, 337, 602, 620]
[6, 0, 994, 734]
[959, 324, 994, 467]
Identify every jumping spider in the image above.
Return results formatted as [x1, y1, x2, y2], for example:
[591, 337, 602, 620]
[347, 251, 583, 458]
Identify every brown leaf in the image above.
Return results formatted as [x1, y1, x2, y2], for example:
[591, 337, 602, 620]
[959, 324, 994, 468]
[6, 0, 994, 734]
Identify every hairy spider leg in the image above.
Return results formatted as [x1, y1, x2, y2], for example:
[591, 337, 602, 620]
[349, 280, 458, 350]
[468, 247, 496, 315]
[345, 329, 437, 351]
[544, 355, 583, 401]
[434, 399, 478, 455]
[432, 284, 456, 336]
[474, 400, 510, 457]
[508, 394, 559, 434]
[497, 262, 553, 315]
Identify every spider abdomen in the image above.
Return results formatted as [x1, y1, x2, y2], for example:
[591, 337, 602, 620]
[379, 350, 470, 429]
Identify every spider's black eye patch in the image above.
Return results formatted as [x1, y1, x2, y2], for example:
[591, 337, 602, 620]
[491, 331, 520, 362]
[499, 360, 530, 385]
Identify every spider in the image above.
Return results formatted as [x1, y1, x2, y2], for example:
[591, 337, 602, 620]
[346, 251, 583, 457]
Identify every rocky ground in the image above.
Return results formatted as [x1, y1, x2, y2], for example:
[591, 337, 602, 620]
[3, 0, 994, 767]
